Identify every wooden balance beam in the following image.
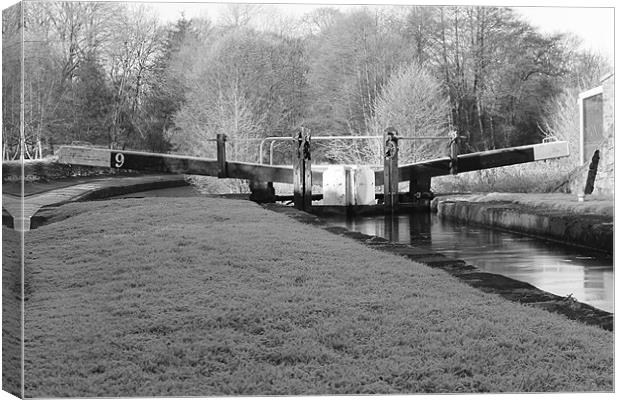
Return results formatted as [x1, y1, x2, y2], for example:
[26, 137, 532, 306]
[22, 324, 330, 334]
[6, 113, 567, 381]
[58, 141, 569, 188]
[56, 146, 324, 185]
[58, 136, 569, 212]
[373, 141, 570, 186]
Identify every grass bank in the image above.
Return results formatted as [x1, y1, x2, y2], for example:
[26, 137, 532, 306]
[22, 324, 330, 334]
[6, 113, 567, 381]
[23, 197, 613, 396]
[2, 228, 22, 397]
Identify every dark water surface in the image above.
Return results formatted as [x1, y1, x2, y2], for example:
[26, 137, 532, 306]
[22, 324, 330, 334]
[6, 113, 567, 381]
[327, 213, 614, 313]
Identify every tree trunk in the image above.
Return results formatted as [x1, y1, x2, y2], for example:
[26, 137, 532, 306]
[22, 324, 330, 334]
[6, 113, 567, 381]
[489, 114, 496, 149]
[476, 97, 485, 149]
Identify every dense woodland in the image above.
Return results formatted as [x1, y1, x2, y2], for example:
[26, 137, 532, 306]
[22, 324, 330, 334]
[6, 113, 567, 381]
[2, 2, 610, 164]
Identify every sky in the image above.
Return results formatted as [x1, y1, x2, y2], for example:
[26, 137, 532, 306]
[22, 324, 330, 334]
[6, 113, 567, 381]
[515, 5, 613, 60]
[0, 0, 609, 58]
[146, 1, 614, 60]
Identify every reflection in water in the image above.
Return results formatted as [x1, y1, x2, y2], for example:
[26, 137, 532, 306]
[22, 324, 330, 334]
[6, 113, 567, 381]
[329, 213, 614, 313]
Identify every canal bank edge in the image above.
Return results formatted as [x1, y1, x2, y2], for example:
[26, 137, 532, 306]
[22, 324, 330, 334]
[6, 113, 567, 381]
[2, 175, 189, 230]
[431, 194, 613, 254]
[261, 202, 612, 331]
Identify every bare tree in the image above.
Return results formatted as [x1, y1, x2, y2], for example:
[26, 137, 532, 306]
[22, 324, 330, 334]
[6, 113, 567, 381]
[16, 1, 124, 157]
[220, 3, 264, 29]
[306, 8, 412, 139]
[171, 28, 308, 162]
[300, 7, 341, 36]
[2, 3, 23, 160]
[106, 4, 164, 148]
[28, 1, 118, 81]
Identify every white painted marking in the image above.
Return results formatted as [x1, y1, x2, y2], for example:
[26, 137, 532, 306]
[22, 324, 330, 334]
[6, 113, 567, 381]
[14, 217, 31, 232]
[114, 152, 125, 168]
[532, 141, 570, 161]
[323, 166, 348, 206]
[353, 166, 376, 205]
[323, 165, 376, 206]
[57, 146, 110, 167]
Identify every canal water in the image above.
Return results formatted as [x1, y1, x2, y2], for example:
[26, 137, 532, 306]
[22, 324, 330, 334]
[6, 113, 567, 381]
[326, 213, 614, 313]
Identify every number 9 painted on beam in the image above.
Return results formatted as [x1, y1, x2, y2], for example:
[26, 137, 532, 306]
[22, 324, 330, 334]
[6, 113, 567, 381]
[114, 152, 125, 168]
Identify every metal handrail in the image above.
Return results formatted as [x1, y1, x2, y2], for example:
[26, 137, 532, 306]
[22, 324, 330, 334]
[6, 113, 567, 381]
[226, 134, 453, 164]
[396, 136, 451, 140]
[256, 134, 452, 164]
[259, 135, 384, 164]
[259, 137, 292, 164]
[312, 135, 383, 140]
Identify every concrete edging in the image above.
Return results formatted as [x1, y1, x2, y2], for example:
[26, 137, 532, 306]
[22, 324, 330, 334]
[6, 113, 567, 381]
[70, 178, 189, 202]
[3, 176, 189, 230]
[432, 197, 613, 254]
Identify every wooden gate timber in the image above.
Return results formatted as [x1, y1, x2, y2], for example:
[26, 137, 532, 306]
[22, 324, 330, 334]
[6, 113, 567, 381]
[57, 128, 570, 212]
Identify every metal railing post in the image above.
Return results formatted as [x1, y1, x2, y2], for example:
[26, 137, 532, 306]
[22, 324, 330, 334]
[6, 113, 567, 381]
[216, 133, 227, 178]
[383, 127, 399, 212]
[449, 131, 459, 175]
[293, 128, 312, 210]
[270, 140, 276, 165]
